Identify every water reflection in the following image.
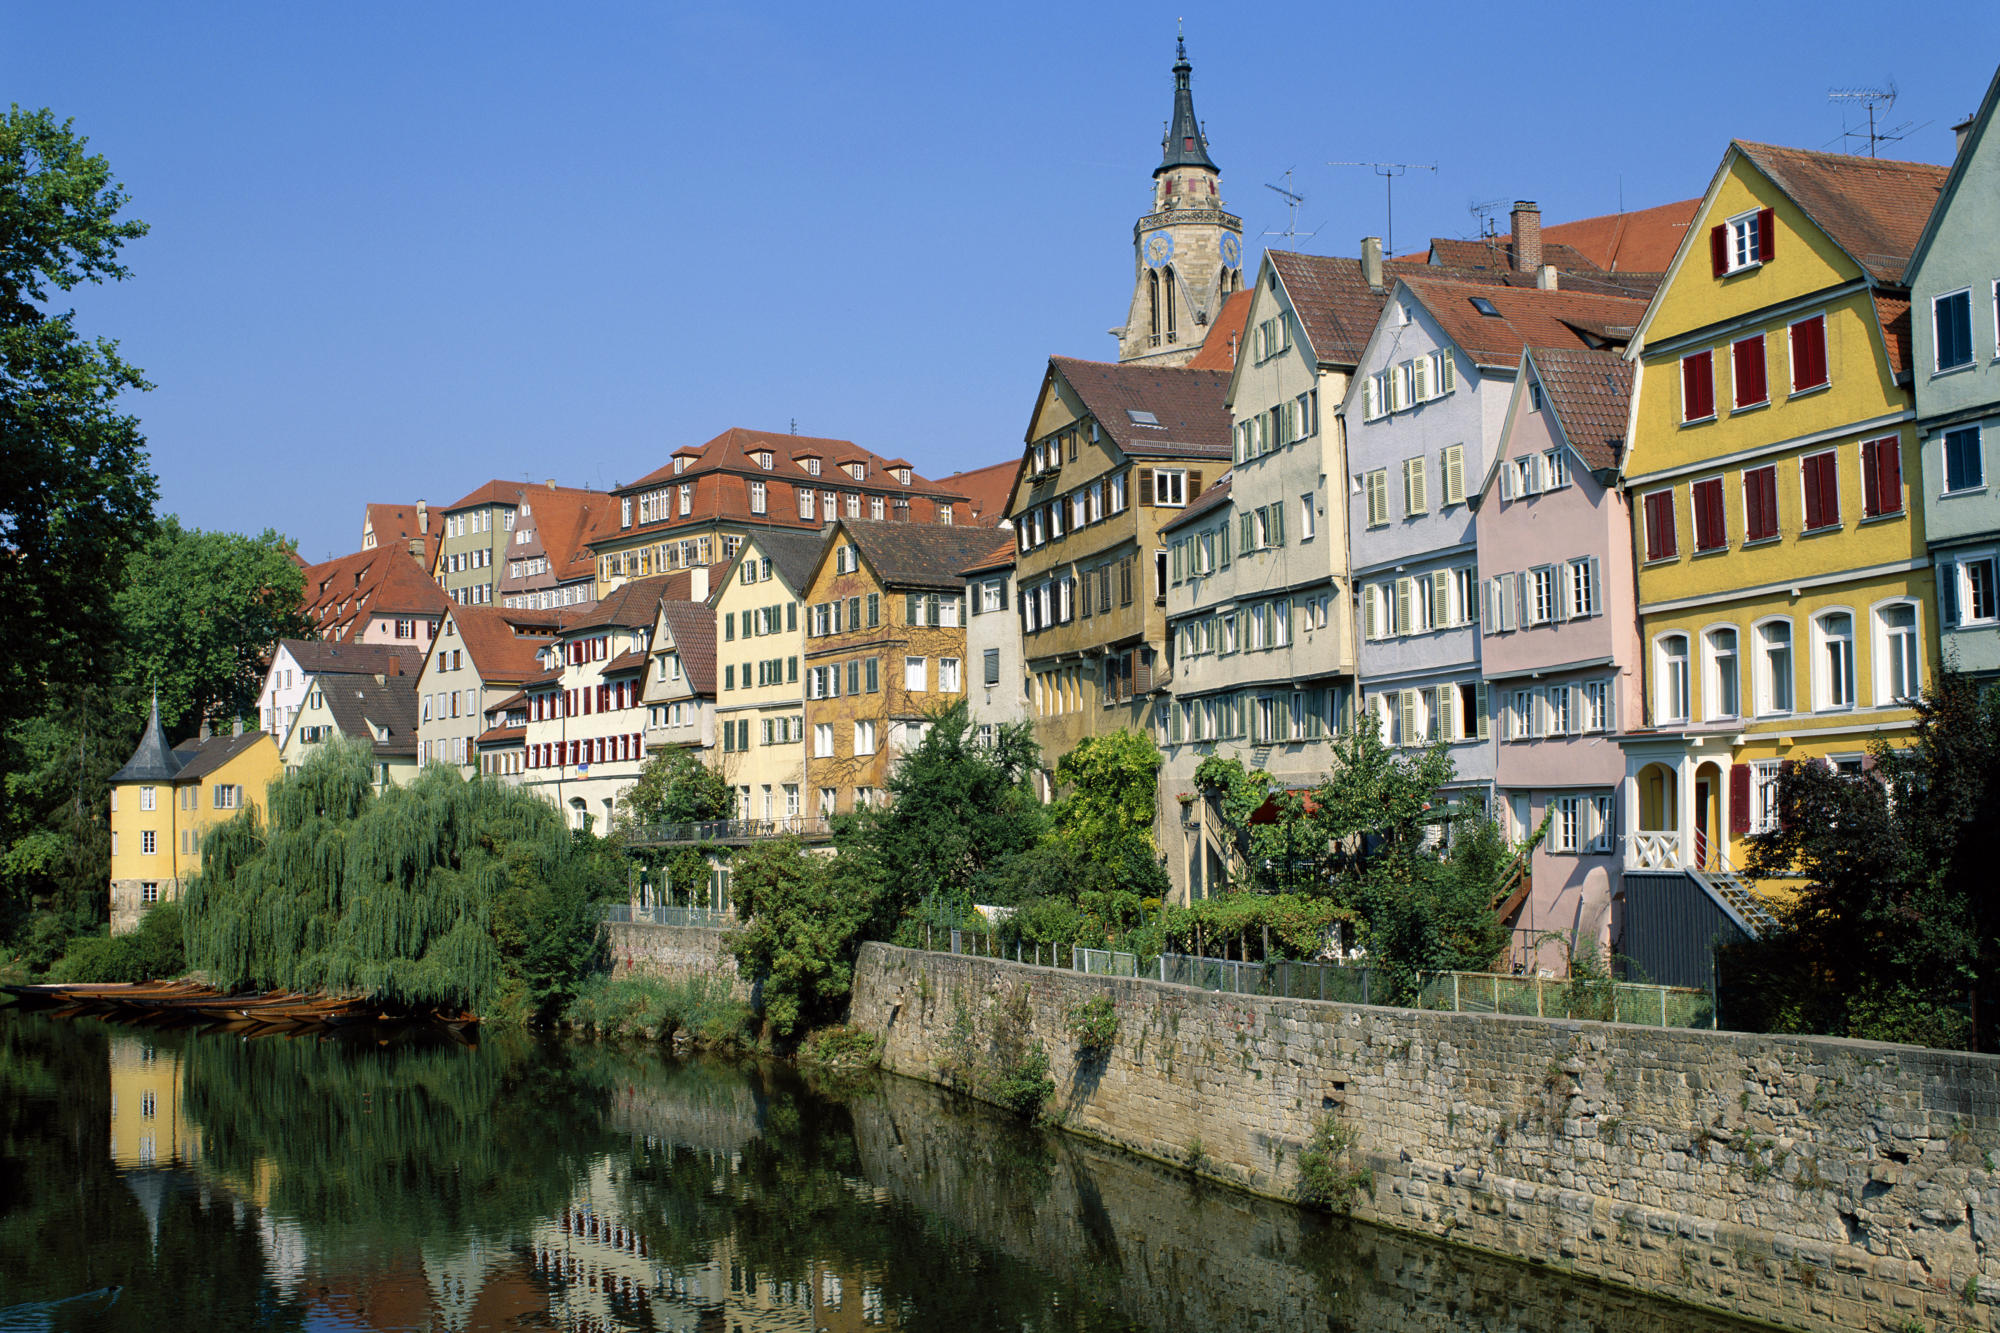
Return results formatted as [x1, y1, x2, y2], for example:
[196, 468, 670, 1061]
[0, 1008, 1763, 1333]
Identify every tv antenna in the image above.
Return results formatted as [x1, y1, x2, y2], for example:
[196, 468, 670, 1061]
[1262, 167, 1321, 245]
[1468, 197, 1508, 238]
[1328, 160, 1437, 259]
[1828, 84, 1911, 157]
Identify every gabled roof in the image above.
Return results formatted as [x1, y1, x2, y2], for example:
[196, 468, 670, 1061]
[111, 696, 182, 783]
[1528, 347, 1634, 473]
[1043, 356, 1232, 459]
[1420, 199, 1697, 279]
[443, 478, 603, 514]
[1907, 64, 2000, 282]
[936, 459, 1020, 525]
[1267, 251, 1431, 367]
[437, 606, 562, 686]
[1733, 142, 1949, 285]
[300, 546, 449, 639]
[734, 528, 828, 596]
[1872, 293, 1914, 380]
[362, 503, 439, 568]
[1161, 473, 1233, 534]
[569, 573, 677, 631]
[840, 520, 1013, 591]
[957, 533, 1018, 578]
[1184, 289, 1255, 370]
[171, 730, 272, 781]
[277, 638, 423, 678]
[1399, 277, 1649, 368]
[621, 427, 968, 504]
[655, 601, 717, 697]
[309, 672, 418, 758]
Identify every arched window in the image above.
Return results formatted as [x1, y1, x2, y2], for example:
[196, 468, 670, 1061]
[1655, 633, 1690, 724]
[1814, 610, 1856, 710]
[1754, 618, 1793, 715]
[1703, 626, 1739, 720]
[1163, 266, 1179, 342]
[1873, 601, 1921, 703]
[1148, 270, 1161, 347]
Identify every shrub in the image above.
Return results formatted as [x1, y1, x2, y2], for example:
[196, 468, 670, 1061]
[1297, 1113, 1372, 1213]
[1067, 994, 1118, 1054]
[988, 1040, 1054, 1120]
[46, 902, 185, 983]
[798, 1024, 882, 1074]
[562, 973, 752, 1046]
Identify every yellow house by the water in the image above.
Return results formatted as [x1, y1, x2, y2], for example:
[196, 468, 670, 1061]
[1620, 142, 1948, 898]
[108, 699, 281, 934]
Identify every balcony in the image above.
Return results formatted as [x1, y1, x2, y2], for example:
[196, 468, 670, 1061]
[625, 816, 834, 848]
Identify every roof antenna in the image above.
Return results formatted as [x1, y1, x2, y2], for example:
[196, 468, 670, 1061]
[789, 418, 798, 434]
[1263, 168, 1322, 245]
[1468, 197, 1507, 238]
[1828, 83, 1911, 158]
[1328, 160, 1438, 259]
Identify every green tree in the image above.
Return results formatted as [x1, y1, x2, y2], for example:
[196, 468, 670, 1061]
[1051, 730, 1161, 861]
[0, 682, 139, 940]
[184, 739, 618, 1020]
[726, 838, 868, 1038]
[113, 516, 308, 732]
[618, 746, 733, 827]
[0, 107, 156, 764]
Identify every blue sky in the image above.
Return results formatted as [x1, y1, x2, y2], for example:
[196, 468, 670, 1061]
[9, 2, 1999, 561]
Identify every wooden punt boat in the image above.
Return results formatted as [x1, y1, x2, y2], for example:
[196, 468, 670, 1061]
[4, 982, 429, 1027]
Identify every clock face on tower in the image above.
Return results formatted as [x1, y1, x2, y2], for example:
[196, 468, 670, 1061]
[1220, 234, 1241, 268]
[1143, 231, 1175, 269]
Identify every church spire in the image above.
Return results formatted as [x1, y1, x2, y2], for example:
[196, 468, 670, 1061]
[1157, 31, 1216, 176]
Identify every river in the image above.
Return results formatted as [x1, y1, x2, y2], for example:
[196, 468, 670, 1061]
[0, 1007, 1769, 1332]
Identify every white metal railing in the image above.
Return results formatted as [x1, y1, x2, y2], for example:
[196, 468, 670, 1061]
[1074, 947, 1140, 978]
[604, 904, 735, 928]
[1629, 830, 1682, 870]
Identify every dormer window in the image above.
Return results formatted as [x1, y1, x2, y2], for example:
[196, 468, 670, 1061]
[755, 451, 773, 470]
[846, 462, 866, 481]
[674, 457, 686, 475]
[895, 467, 911, 485]
[801, 457, 821, 476]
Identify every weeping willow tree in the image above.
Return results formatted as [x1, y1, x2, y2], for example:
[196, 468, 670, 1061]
[183, 737, 617, 1018]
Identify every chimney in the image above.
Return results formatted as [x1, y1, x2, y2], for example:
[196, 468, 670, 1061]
[1954, 114, 1976, 157]
[1511, 201, 1542, 274]
[409, 536, 425, 559]
[1537, 264, 1559, 291]
[545, 479, 557, 490]
[1361, 236, 1384, 292]
[199, 717, 212, 741]
[416, 500, 428, 533]
[690, 566, 710, 603]
[232, 716, 243, 737]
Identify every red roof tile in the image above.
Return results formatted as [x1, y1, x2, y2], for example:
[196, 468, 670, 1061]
[300, 546, 449, 640]
[1044, 357, 1233, 460]
[1872, 293, 1913, 379]
[476, 725, 526, 746]
[655, 600, 717, 697]
[957, 533, 1019, 577]
[1185, 289, 1255, 370]
[363, 502, 440, 568]
[1734, 142, 1948, 285]
[1399, 278, 1650, 368]
[437, 604, 561, 686]
[1527, 347, 1634, 473]
[1161, 473, 1233, 533]
[935, 459, 1020, 526]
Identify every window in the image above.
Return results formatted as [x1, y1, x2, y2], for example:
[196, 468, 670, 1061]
[904, 656, 926, 691]
[813, 723, 833, 758]
[853, 720, 876, 755]
[870, 496, 884, 520]
[1582, 680, 1609, 732]
[1801, 450, 1840, 531]
[1692, 476, 1727, 551]
[1716, 208, 1772, 274]
[1567, 557, 1598, 618]
[141, 830, 156, 855]
[1153, 469, 1187, 507]
[939, 658, 961, 692]
[747, 480, 767, 515]
[213, 784, 241, 810]
[1704, 627, 1739, 720]
[845, 493, 861, 517]
[1743, 464, 1780, 542]
[1815, 611, 1856, 710]
[1298, 494, 1316, 541]
[1749, 760, 1783, 833]
[1944, 426, 1985, 493]
[1364, 469, 1389, 527]
[1550, 796, 1581, 853]
[1402, 457, 1428, 515]
[1656, 634, 1690, 723]
[1876, 603, 1920, 703]
[1945, 556, 1999, 626]
[1643, 489, 1677, 561]
[139, 786, 156, 811]
[1731, 334, 1768, 409]
[1542, 449, 1569, 490]
[1588, 795, 1615, 852]
[1528, 566, 1558, 624]
[1756, 619, 1794, 715]
[1547, 684, 1573, 734]
[1936, 288, 1975, 371]
[1681, 350, 1715, 422]
[1508, 688, 1535, 741]
[1860, 437, 1903, 518]
[1790, 314, 1828, 392]
[799, 489, 815, 520]
[1437, 443, 1467, 506]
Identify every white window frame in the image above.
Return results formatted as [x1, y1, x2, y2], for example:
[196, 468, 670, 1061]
[1812, 608, 1857, 712]
[1551, 796, 1581, 853]
[1725, 209, 1764, 273]
[1753, 616, 1794, 717]
[853, 720, 876, 755]
[1749, 760, 1783, 834]
[1702, 624, 1740, 721]
[904, 656, 927, 691]
[1871, 599, 1921, 705]
[1654, 633, 1691, 724]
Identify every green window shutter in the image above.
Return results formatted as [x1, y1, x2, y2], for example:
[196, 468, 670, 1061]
[866, 657, 879, 692]
[1431, 571, 1449, 627]
[1271, 501, 1285, 546]
[1219, 521, 1232, 567]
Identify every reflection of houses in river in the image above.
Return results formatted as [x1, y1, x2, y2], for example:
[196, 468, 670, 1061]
[108, 1034, 199, 1169]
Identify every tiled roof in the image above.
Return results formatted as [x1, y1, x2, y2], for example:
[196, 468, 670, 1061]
[1185, 289, 1255, 370]
[476, 725, 526, 746]
[1528, 347, 1634, 473]
[279, 638, 424, 678]
[443, 478, 603, 514]
[957, 533, 1018, 578]
[602, 649, 648, 676]
[523, 665, 563, 688]
[363, 503, 439, 568]
[310, 671, 418, 758]
[842, 520, 1018, 591]
[300, 545, 450, 640]
[1045, 357, 1233, 460]
[1400, 278, 1650, 368]
[439, 606, 561, 686]
[1735, 142, 1949, 285]
[1543, 197, 1699, 273]
[504, 484, 621, 588]
[1872, 293, 1913, 379]
[1268, 251, 1429, 367]
[656, 600, 717, 697]
[172, 730, 272, 781]
[1161, 474, 1233, 533]
[935, 459, 1020, 525]
[741, 528, 829, 595]
[571, 574, 677, 631]
[486, 690, 527, 713]
[111, 699, 182, 782]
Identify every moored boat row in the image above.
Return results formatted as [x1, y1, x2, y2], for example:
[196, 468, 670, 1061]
[0, 980, 477, 1031]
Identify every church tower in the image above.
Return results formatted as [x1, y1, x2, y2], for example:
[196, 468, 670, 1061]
[1116, 35, 1243, 366]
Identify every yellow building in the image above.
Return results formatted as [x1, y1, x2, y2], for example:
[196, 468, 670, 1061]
[108, 699, 282, 934]
[1620, 143, 1948, 913]
[108, 1033, 200, 1170]
[711, 529, 823, 828]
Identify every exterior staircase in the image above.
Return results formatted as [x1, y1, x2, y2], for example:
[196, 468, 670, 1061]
[1685, 859, 1780, 938]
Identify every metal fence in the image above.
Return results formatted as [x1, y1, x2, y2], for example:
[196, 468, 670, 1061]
[603, 904, 735, 929]
[625, 817, 834, 845]
[1415, 970, 1716, 1028]
[1074, 947, 1140, 978]
[1158, 953, 1378, 1004]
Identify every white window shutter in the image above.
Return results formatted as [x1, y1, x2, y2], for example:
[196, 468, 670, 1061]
[1395, 578, 1413, 635]
[1440, 352, 1456, 394]
[1480, 579, 1495, 635]
[1431, 571, 1449, 627]
[1586, 556, 1602, 616]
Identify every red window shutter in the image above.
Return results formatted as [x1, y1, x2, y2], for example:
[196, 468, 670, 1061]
[1682, 351, 1714, 420]
[1792, 317, 1827, 391]
[1861, 440, 1882, 516]
[1744, 470, 1765, 540]
[1756, 208, 1776, 261]
[1819, 454, 1841, 527]
[1729, 765, 1751, 836]
[1703, 479, 1726, 549]
[1877, 438, 1903, 515]
[1777, 759, 1795, 830]
[1733, 336, 1767, 407]
[1646, 491, 1676, 561]
[1711, 223, 1728, 276]
[1802, 457, 1824, 530]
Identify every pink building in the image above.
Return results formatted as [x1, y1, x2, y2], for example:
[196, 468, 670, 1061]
[1473, 347, 1644, 972]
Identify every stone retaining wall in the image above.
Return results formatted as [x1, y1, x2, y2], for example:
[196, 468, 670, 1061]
[604, 921, 752, 1003]
[849, 941, 2000, 1333]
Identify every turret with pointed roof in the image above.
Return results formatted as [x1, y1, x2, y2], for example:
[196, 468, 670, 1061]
[1157, 34, 1216, 175]
[111, 694, 184, 784]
